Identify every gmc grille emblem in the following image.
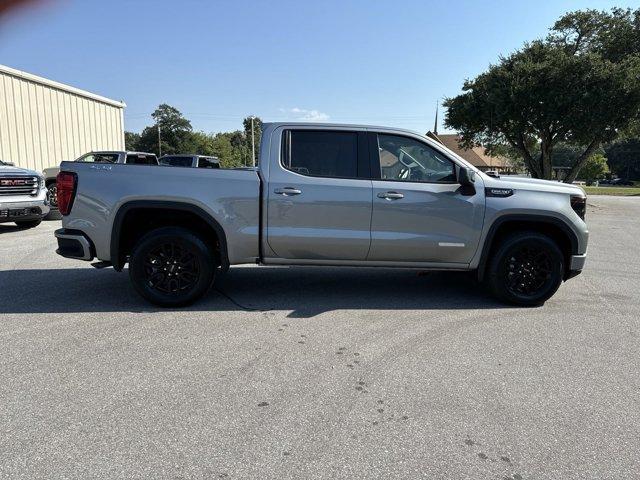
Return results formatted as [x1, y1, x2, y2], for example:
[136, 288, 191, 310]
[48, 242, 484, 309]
[1, 179, 27, 186]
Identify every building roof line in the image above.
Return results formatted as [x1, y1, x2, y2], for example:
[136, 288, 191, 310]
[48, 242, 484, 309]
[0, 64, 126, 109]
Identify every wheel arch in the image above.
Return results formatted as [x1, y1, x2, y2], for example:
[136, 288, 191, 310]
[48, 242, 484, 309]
[477, 214, 579, 282]
[110, 200, 229, 272]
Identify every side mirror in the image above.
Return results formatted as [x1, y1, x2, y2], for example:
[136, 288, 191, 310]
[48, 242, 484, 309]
[458, 166, 476, 186]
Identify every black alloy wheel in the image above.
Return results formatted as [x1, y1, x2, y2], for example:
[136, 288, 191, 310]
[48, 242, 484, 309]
[129, 227, 216, 307]
[505, 245, 553, 297]
[486, 231, 564, 306]
[47, 182, 58, 208]
[144, 242, 200, 295]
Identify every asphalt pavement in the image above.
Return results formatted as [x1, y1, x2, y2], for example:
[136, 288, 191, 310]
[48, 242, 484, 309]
[0, 196, 638, 479]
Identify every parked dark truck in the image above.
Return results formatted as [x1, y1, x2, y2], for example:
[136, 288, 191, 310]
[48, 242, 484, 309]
[54, 123, 588, 307]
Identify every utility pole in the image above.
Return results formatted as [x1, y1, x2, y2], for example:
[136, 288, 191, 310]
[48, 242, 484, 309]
[157, 124, 162, 157]
[250, 116, 256, 167]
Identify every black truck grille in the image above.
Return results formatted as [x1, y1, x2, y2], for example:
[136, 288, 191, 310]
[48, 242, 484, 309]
[0, 176, 39, 196]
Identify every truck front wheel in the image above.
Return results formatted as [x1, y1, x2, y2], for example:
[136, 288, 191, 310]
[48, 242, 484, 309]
[128, 227, 216, 307]
[15, 219, 42, 229]
[486, 231, 564, 306]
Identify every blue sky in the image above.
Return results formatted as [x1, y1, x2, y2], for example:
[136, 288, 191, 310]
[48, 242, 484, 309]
[0, 0, 636, 134]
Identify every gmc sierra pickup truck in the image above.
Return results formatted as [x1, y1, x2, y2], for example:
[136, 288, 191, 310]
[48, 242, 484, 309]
[1, 159, 49, 228]
[54, 123, 588, 307]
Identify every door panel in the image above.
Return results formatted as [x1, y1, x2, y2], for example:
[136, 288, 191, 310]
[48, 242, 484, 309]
[367, 132, 485, 264]
[369, 180, 484, 263]
[266, 129, 373, 260]
[267, 176, 372, 260]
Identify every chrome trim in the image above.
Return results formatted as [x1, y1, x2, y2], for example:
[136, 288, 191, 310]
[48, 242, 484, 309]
[0, 176, 39, 196]
[261, 257, 470, 270]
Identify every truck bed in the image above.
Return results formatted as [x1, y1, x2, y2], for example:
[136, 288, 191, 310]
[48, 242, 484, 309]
[59, 162, 261, 264]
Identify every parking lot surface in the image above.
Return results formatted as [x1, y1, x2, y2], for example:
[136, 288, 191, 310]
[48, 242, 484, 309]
[0, 196, 638, 479]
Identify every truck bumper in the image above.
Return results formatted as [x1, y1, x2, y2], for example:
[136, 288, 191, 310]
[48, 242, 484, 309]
[0, 199, 50, 224]
[55, 228, 95, 260]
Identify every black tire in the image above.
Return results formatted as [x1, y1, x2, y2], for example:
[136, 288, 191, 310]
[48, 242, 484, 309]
[44, 209, 62, 220]
[129, 227, 216, 307]
[486, 231, 564, 306]
[14, 219, 42, 229]
[46, 181, 58, 208]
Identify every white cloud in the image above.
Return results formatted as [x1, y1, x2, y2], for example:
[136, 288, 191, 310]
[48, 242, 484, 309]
[280, 107, 330, 122]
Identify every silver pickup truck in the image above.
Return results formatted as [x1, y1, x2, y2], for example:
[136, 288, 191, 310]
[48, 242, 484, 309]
[54, 123, 588, 307]
[1, 160, 49, 228]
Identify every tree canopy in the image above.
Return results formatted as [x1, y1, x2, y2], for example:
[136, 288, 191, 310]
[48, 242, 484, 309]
[444, 8, 640, 182]
[579, 153, 609, 185]
[134, 104, 194, 156]
[125, 105, 262, 168]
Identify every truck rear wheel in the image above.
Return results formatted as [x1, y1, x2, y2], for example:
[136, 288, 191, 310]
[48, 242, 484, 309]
[486, 231, 564, 306]
[128, 227, 216, 307]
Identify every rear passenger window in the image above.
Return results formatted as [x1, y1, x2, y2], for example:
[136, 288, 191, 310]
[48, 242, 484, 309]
[159, 156, 193, 167]
[126, 154, 157, 165]
[198, 157, 220, 169]
[283, 130, 358, 178]
[77, 153, 118, 163]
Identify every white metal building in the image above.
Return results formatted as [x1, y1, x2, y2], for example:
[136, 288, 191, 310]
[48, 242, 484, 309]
[0, 64, 125, 172]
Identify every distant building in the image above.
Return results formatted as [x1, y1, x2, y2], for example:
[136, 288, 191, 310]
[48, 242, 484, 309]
[0, 64, 125, 171]
[427, 131, 512, 173]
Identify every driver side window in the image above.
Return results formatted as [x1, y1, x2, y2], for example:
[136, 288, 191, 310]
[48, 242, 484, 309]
[377, 134, 456, 183]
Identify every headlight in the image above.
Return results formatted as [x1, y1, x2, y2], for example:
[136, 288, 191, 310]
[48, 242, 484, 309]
[37, 176, 45, 188]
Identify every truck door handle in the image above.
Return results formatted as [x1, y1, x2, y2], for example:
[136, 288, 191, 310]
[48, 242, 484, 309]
[274, 187, 302, 196]
[377, 191, 404, 200]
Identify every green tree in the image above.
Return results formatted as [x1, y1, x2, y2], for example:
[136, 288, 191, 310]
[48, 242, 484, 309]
[137, 104, 193, 155]
[549, 143, 606, 169]
[211, 132, 245, 167]
[605, 138, 640, 180]
[549, 8, 640, 62]
[124, 131, 141, 151]
[579, 153, 609, 185]
[127, 108, 262, 166]
[243, 116, 263, 164]
[444, 8, 640, 183]
[181, 131, 216, 156]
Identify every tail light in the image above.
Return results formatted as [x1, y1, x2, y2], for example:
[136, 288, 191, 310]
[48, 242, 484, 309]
[56, 171, 77, 215]
[570, 195, 586, 220]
